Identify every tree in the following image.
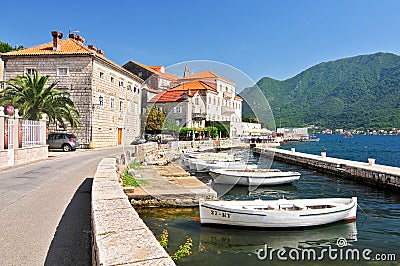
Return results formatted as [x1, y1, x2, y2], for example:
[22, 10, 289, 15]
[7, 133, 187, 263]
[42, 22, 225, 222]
[143, 105, 166, 133]
[0, 70, 80, 128]
[0, 41, 24, 53]
[162, 119, 181, 135]
[0, 41, 13, 53]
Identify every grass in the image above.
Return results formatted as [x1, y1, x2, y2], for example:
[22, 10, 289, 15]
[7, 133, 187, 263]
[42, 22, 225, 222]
[121, 160, 148, 187]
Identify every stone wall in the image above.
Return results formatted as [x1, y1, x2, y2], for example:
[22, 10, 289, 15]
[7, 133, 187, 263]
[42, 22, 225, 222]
[3, 55, 142, 148]
[14, 145, 48, 166]
[256, 148, 400, 190]
[91, 158, 175, 265]
[4, 56, 93, 144]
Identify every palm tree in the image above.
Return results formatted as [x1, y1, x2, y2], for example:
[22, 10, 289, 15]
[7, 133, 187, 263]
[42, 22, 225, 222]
[0, 70, 79, 128]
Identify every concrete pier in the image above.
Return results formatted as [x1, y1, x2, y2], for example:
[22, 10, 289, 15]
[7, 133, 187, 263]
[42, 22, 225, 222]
[125, 164, 217, 207]
[254, 147, 400, 190]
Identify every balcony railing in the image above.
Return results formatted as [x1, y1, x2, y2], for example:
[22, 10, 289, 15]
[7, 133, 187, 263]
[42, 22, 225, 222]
[223, 91, 233, 98]
[192, 112, 207, 121]
[221, 106, 235, 114]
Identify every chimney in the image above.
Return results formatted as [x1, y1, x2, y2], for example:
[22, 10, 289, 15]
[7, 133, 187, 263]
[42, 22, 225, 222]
[96, 49, 104, 55]
[68, 33, 85, 44]
[51, 31, 63, 51]
[88, 45, 97, 52]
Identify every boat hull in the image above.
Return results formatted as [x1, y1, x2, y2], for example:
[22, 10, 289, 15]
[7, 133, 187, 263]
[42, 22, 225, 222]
[199, 197, 357, 228]
[210, 169, 301, 186]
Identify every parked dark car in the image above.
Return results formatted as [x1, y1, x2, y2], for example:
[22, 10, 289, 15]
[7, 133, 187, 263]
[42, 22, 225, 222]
[130, 137, 147, 145]
[47, 133, 79, 151]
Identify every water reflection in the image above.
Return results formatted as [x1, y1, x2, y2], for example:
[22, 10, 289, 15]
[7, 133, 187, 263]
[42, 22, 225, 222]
[199, 221, 357, 252]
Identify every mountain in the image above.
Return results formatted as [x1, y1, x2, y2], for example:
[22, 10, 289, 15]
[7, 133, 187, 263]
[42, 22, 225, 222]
[240, 52, 400, 130]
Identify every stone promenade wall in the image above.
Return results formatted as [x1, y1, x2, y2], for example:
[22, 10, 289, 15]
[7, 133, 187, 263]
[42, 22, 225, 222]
[255, 148, 400, 190]
[91, 158, 175, 265]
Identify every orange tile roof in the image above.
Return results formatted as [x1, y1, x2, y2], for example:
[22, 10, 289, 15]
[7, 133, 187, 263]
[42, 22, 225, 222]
[169, 80, 217, 92]
[2, 38, 93, 56]
[148, 90, 199, 103]
[126, 60, 178, 80]
[180, 70, 236, 85]
[1, 38, 143, 83]
[234, 95, 243, 101]
[149, 65, 163, 72]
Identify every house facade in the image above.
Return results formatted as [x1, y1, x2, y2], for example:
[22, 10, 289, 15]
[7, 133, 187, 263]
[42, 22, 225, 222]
[148, 80, 212, 129]
[1, 31, 143, 148]
[176, 71, 242, 124]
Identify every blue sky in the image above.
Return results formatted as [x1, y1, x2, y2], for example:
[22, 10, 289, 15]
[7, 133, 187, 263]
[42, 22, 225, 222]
[1, 0, 400, 85]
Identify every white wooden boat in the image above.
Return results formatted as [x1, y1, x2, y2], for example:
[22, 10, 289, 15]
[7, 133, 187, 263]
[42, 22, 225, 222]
[199, 197, 357, 228]
[209, 168, 301, 185]
[195, 159, 245, 172]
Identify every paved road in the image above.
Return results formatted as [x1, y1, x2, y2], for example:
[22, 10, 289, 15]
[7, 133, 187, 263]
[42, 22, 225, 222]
[0, 147, 123, 266]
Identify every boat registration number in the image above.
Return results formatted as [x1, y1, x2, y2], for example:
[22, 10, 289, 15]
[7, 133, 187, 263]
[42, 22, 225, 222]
[210, 210, 231, 218]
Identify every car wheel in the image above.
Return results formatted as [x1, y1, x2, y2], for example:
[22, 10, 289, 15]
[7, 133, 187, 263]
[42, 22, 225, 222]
[62, 144, 72, 152]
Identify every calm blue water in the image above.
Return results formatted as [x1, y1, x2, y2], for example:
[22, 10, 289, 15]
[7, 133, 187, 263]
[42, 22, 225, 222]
[137, 135, 400, 265]
[281, 134, 400, 168]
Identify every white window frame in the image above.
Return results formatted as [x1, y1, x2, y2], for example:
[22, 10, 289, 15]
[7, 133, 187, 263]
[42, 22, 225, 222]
[24, 67, 36, 76]
[110, 96, 115, 109]
[57, 67, 69, 77]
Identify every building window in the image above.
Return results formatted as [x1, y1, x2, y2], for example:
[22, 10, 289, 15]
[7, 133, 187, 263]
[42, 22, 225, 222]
[110, 97, 115, 109]
[176, 120, 180, 126]
[127, 84, 132, 91]
[173, 106, 182, 113]
[25, 68, 36, 76]
[100, 72, 104, 79]
[99, 94, 104, 107]
[195, 97, 199, 105]
[57, 67, 69, 76]
[119, 80, 125, 88]
[110, 76, 115, 83]
[119, 100, 124, 118]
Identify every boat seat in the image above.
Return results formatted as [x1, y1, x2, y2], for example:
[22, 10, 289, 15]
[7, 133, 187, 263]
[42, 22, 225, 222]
[294, 204, 308, 210]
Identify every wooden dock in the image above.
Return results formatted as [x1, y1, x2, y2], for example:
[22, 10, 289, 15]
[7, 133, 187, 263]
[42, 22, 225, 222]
[254, 147, 400, 190]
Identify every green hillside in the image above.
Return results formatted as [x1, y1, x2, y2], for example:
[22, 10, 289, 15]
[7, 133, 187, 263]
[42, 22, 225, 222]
[241, 52, 400, 130]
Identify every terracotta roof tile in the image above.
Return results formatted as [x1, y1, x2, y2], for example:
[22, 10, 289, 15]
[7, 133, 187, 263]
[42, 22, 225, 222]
[234, 95, 243, 101]
[148, 90, 199, 103]
[1, 38, 143, 83]
[170, 80, 217, 92]
[126, 60, 178, 80]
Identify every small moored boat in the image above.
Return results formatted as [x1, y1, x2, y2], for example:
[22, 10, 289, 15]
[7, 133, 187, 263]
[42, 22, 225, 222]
[199, 197, 357, 228]
[209, 168, 301, 186]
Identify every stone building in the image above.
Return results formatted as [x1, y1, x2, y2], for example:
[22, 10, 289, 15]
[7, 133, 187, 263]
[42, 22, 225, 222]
[176, 70, 242, 123]
[148, 80, 212, 129]
[0, 31, 143, 148]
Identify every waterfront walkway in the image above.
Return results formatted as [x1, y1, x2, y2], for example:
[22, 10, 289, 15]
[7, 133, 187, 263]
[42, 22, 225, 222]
[255, 147, 400, 189]
[126, 164, 217, 206]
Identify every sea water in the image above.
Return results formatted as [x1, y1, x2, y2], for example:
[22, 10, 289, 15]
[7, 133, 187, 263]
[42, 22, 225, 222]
[137, 135, 400, 265]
